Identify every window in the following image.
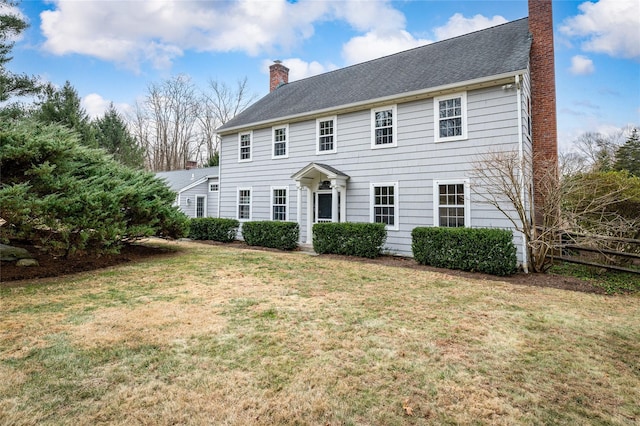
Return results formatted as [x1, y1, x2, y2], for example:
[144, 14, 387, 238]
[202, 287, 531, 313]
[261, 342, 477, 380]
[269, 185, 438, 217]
[272, 125, 288, 158]
[434, 92, 467, 142]
[237, 188, 251, 220]
[370, 182, 398, 230]
[316, 116, 337, 154]
[271, 187, 288, 221]
[195, 195, 206, 218]
[239, 131, 252, 162]
[434, 180, 469, 227]
[371, 105, 397, 148]
[209, 183, 219, 192]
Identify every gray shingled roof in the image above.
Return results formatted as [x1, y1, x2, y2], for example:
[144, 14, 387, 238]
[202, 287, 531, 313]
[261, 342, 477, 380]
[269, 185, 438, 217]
[155, 167, 219, 193]
[219, 18, 530, 132]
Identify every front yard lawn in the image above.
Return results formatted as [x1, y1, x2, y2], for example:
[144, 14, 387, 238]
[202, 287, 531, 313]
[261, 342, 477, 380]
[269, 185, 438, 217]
[1, 240, 638, 425]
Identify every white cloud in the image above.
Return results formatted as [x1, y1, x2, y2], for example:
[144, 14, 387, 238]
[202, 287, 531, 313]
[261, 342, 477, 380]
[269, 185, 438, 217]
[82, 93, 132, 119]
[434, 13, 508, 41]
[334, 0, 433, 64]
[329, 0, 406, 33]
[560, 0, 640, 59]
[38, 0, 521, 74]
[38, 0, 433, 71]
[342, 31, 431, 64]
[569, 55, 595, 75]
[40, 0, 330, 71]
[340, 11, 505, 65]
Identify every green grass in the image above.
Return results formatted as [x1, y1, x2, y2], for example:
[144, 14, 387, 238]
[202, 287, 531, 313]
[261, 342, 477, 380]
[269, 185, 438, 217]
[1, 240, 639, 425]
[550, 261, 640, 294]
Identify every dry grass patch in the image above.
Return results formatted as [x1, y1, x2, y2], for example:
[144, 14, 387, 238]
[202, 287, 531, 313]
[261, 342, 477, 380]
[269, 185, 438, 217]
[1, 240, 639, 425]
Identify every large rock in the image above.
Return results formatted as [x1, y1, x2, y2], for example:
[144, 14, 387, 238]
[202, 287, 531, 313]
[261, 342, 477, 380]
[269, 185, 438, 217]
[16, 258, 39, 267]
[0, 244, 33, 261]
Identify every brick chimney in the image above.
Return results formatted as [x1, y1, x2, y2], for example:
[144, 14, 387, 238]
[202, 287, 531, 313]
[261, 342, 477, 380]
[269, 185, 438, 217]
[269, 60, 289, 92]
[529, 0, 558, 217]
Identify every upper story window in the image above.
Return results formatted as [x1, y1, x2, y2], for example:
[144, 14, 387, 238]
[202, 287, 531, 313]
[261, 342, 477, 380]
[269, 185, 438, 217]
[371, 105, 397, 148]
[209, 182, 219, 192]
[316, 116, 337, 154]
[272, 125, 289, 159]
[271, 186, 288, 221]
[370, 182, 399, 231]
[239, 131, 252, 162]
[237, 188, 251, 220]
[434, 92, 467, 142]
[433, 179, 470, 227]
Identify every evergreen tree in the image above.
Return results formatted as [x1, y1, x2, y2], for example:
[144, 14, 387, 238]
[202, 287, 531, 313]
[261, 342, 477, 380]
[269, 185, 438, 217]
[33, 81, 97, 147]
[0, 118, 189, 256]
[94, 103, 145, 169]
[614, 128, 640, 177]
[0, 0, 40, 103]
[205, 151, 219, 167]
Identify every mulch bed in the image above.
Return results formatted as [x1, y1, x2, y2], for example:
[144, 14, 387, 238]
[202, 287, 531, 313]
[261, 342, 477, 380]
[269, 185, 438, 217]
[1, 240, 178, 285]
[1, 239, 604, 294]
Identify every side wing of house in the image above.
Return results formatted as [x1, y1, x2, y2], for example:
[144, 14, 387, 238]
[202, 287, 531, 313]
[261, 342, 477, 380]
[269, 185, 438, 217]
[178, 178, 220, 219]
[219, 78, 533, 259]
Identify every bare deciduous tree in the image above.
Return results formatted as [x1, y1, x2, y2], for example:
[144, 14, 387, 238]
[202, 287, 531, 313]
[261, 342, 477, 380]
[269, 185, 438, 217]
[131, 75, 201, 171]
[473, 149, 636, 272]
[472, 150, 558, 273]
[569, 129, 632, 173]
[131, 75, 255, 170]
[199, 77, 256, 164]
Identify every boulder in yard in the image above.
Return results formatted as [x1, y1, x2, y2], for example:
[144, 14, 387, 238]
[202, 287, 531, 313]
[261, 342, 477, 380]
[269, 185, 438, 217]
[0, 244, 33, 261]
[16, 258, 39, 267]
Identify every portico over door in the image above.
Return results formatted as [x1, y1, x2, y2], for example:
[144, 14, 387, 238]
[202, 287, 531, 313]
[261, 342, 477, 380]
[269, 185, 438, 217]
[291, 162, 349, 243]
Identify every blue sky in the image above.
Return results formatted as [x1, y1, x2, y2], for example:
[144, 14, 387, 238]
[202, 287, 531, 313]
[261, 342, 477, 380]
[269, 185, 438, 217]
[6, 0, 640, 152]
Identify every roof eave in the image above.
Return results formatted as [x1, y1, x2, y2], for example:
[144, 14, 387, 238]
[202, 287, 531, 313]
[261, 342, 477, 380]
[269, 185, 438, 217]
[218, 69, 528, 135]
[177, 175, 218, 193]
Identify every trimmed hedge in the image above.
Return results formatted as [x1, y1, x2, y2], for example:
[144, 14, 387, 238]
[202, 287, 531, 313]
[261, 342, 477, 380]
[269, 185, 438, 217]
[241, 221, 299, 251]
[411, 227, 517, 276]
[313, 222, 387, 258]
[189, 218, 239, 243]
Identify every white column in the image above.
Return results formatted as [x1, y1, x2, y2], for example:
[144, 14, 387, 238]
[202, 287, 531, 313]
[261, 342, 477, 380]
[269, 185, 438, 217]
[331, 182, 338, 223]
[340, 185, 346, 223]
[306, 186, 314, 244]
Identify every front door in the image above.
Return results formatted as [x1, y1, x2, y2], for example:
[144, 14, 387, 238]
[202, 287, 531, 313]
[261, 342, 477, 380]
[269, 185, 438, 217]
[316, 192, 332, 223]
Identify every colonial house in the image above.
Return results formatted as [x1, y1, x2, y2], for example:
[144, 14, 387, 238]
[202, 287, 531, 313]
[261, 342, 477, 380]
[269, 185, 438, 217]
[156, 166, 219, 218]
[216, 1, 557, 264]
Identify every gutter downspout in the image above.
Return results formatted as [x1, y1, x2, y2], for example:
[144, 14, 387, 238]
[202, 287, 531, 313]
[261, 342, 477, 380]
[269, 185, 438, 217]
[516, 74, 529, 273]
[217, 138, 222, 219]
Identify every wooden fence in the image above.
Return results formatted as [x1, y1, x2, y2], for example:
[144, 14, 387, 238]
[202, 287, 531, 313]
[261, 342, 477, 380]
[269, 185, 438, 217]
[550, 231, 640, 274]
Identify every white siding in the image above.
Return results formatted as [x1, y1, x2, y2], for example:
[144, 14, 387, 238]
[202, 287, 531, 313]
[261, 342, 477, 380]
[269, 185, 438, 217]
[177, 179, 219, 218]
[220, 81, 529, 260]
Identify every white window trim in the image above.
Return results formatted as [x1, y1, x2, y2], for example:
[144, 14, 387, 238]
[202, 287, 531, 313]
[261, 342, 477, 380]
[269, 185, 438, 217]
[238, 131, 252, 163]
[272, 124, 289, 159]
[195, 195, 207, 218]
[237, 187, 252, 221]
[316, 116, 337, 155]
[433, 179, 471, 227]
[434, 92, 468, 143]
[270, 185, 289, 221]
[371, 105, 398, 149]
[370, 182, 399, 231]
[209, 182, 219, 192]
